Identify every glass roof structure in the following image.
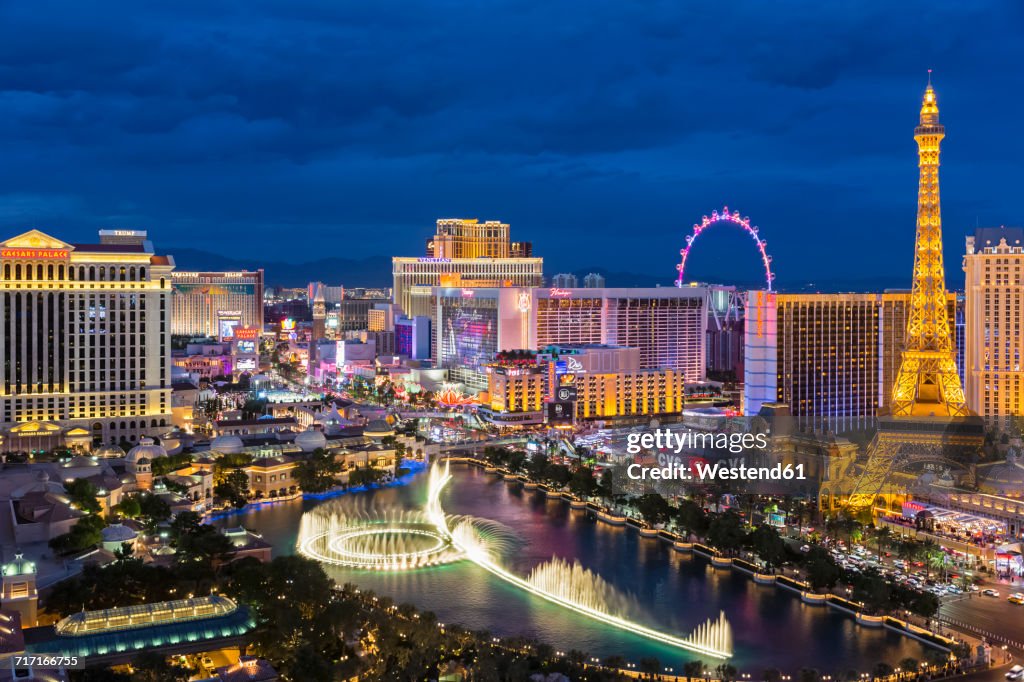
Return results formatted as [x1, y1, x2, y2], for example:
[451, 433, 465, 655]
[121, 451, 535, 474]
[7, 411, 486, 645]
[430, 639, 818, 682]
[29, 595, 254, 659]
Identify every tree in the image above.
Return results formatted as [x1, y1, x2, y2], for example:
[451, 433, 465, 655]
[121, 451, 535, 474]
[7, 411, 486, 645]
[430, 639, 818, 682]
[683, 660, 706, 681]
[747, 524, 786, 569]
[215, 469, 250, 508]
[763, 668, 783, 682]
[49, 515, 105, 554]
[568, 467, 597, 498]
[804, 546, 841, 591]
[676, 499, 709, 539]
[716, 663, 738, 682]
[706, 511, 746, 555]
[65, 478, 102, 515]
[294, 448, 342, 493]
[129, 651, 191, 682]
[113, 496, 142, 519]
[137, 494, 172, 532]
[635, 493, 671, 526]
[526, 454, 549, 481]
[348, 466, 386, 488]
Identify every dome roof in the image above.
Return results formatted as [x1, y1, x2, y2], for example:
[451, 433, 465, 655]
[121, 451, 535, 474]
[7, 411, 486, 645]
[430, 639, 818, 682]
[126, 437, 167, 465]
[157, 432, 182, 455]
[67, 455, 99, 468]
[95, 444, 126, 459]
[101, 523, 138, 542]
[364, 419, 394, 438]
[294, 428, 327, 453]
[210, 434, 245, 455]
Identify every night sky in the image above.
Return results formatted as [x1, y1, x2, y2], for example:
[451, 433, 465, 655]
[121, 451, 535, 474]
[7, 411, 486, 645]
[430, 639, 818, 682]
[1, 1, 1021, 288]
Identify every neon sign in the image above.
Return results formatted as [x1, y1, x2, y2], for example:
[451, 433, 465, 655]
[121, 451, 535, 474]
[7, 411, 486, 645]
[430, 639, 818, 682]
[549, 288, 572, 298]
[1, 249, 68, 259]
[461, 289, 475, 298]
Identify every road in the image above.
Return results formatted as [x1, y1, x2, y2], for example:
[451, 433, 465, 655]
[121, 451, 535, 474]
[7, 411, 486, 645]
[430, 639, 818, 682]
[940, 591, 1024, 650]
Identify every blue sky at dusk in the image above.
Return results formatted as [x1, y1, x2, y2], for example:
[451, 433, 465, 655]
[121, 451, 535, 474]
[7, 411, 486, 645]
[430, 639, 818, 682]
[0, 1, 1021, 288]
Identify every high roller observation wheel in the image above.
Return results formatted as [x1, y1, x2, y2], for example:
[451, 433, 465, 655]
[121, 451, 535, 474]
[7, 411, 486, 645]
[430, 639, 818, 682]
[675, 206, 775, 291]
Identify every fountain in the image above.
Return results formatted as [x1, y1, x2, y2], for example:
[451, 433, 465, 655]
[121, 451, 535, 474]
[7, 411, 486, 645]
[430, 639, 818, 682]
[298, 460, 734, 659]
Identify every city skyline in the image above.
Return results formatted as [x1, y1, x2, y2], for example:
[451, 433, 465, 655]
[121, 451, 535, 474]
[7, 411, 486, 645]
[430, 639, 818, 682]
[1, 2, 1022, 287]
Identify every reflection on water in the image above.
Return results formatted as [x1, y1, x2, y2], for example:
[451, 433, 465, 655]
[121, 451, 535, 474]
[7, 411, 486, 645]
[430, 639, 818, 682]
[211, 464, 929, 671]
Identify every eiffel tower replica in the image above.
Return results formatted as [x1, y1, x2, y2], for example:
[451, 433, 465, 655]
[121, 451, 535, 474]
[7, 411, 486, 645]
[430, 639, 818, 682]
[845, 76, 983, 514]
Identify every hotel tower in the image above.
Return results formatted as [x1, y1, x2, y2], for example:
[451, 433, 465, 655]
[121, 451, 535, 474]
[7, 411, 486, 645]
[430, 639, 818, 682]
[0, 229, 174, 451]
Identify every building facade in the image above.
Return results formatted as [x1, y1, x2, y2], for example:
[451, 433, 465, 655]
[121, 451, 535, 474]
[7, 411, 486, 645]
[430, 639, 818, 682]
[171, 270, 264, 338]
[0, 229, 174, 449]
[744, 290, 962, 423]
[964, 226, 1024, 426]
[393, 218, 544, 320]
[436, 286, 708, 394]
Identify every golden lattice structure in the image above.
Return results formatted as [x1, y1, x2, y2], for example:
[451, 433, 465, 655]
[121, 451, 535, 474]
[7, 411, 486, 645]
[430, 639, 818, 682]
[844, 79, 981, 514]
[890, 80, 969, 418]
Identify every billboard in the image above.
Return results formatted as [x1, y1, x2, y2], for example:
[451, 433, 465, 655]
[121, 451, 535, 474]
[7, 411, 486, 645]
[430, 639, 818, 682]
[236, 340, 256, 354]
[546, 402, 574, 426]
[235, 357, 257, 371]
[554, 385, 577, 402]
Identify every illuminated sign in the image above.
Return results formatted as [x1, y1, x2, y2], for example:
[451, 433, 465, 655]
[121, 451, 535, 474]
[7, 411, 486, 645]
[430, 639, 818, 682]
[236, 340, 256, 354]
[1, 249, 68, 259]
[549, 288, 572, 298]
[565, 356, 584, 372]
[516, 291, 532, 313]
[546, 401, 574, 425]
[281, 318, 296, 331]
[555, 386, 577, 402]
[235, 358, 257, 371]
[233, 327, 259, 340]
[418, 258, 452, 263]
[461, 289, 475, 298]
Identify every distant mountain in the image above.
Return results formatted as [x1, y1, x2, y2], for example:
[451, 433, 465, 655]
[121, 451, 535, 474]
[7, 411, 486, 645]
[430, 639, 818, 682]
[167, 248, 945, 294]
[167, 248, 393, 288]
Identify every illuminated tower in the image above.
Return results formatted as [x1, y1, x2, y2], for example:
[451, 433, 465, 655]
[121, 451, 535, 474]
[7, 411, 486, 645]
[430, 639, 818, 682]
[889, 77, 969, 417]
[311, 284, 326, 341]
[309, 284, 326, 374]
[843, 77, 982, 515]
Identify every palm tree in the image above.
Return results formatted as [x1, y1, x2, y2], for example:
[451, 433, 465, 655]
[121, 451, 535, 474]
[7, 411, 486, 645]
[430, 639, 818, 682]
[683, 660, 706, 682]
[873, 526, 892, 561]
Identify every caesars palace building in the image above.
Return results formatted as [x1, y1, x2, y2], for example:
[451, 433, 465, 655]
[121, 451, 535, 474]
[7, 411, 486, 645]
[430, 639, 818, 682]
[0, 229, 174, 452]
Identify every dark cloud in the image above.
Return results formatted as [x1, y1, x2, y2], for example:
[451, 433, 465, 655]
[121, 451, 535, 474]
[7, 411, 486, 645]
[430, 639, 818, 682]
[0, 0, 1020, 287]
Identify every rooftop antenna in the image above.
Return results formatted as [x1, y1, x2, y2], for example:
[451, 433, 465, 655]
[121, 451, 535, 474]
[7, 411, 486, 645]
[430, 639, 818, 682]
[927, 68, 932, 86]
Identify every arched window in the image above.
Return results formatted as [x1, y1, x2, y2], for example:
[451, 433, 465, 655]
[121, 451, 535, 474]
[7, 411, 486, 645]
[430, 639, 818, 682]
[14, 265, 20, 280]
[119, 267, 126, 281]
[140, 267, 146, 279]
[3, 264, 9, 279]
[36, 264, 43, 280]
[47, 265, 54, 280]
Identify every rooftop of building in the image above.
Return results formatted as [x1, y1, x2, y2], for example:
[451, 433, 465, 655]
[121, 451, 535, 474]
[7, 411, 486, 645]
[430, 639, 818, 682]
[970, 226, 1024, 252]
[25, 595, 254, 660]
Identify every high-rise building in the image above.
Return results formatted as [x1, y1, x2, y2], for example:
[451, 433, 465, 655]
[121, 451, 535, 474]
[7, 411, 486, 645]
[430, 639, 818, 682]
[583, 272, 606, 288]
[964, 226, 1024, 426]
[551, 273, 578, 288]
[0, 229, 174, 450]
[393, 218, 544, 320]
[395, 316, 431, 360]
[743, 290, 962, 423]
[482, 344, 689, 426]
[435, 286, 707, 393]
[171, 270, 264, 339]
